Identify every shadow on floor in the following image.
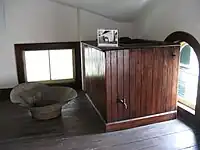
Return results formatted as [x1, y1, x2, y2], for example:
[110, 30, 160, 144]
[178, 117, 200, 149]
[0, 91, 105, 142]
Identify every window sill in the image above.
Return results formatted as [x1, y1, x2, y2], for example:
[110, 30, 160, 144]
[177, 102, 195, 115]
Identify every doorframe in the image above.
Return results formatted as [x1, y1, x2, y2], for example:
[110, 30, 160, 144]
[165, 31, 200, 125]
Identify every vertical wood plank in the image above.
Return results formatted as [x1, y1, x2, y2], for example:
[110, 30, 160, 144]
[87, 47, 90, 93]
[145, 49, 153, 115]
[90, 47, 93, 97]
[101, 51, 107, 118]
[162, 48, 169, 112]
[167, 48, 173, 112]
[140, 50, 147, 116]
[135, 50, 142, 117]
[156, 48, 164, 113]
[84, 47, 88, 92]
[106, 51, 112, 122]
[117, 50, 124, 121]
[171, 47, 180, 111]
[129, 50, 137, 118]
[123, 50, 130, 119]
[111, 51, 118, 122]
[152, 48, 159, 114]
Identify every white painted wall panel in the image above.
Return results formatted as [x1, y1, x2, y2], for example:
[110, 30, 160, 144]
[79, 9, 133, 40]
[132, 0, 200, 42]
[0, 0, 133, 88]
[0, 0, 5, 34]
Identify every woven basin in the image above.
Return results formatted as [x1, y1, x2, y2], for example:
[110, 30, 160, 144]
[10, 83, 78, 120]
[30, 100, 62, 120]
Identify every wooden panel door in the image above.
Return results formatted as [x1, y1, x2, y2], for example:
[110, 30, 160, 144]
[129, 47, 180, 118]
[106, 50, 131, 122]
[106, 47, 180, 123]
[117, 50, 130, 121]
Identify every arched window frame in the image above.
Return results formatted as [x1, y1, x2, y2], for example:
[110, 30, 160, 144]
[178, 42, 199, 110]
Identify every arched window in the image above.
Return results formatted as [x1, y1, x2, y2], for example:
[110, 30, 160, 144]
[178, 42, 199, 109]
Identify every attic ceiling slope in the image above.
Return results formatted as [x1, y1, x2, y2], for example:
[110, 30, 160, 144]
[50, 0, 153, 22]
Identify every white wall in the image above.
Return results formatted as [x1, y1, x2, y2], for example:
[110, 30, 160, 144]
[5, 0, 79, 43]
[0, 0, 79, 88]
[79, 10, 133, 40]
[0, 0, 5, 34]
[0, 0, 133, 88]
[132, 0, 200, 42]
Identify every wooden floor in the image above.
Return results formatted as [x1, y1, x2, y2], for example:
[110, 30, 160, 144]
[0, 91, 104, 142]
[0, 91, 199, 150]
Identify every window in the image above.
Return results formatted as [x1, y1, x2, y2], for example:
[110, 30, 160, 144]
[180, 45, 191, 65]
[49, 50, 74, 80]
[24, 51, 50, 82]
[178, 42, 199, 110]
[24, 49, 74, 83]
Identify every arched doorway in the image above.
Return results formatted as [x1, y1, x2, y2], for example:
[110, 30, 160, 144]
[178, 42, 199, 109]
[165, 31, 200, 111]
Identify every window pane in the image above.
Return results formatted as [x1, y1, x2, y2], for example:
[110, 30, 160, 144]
[49, 49, 74, 80]
[178, 68, 198, 106]
[180, 45, 191, 65]
[24, 51, 50, 82]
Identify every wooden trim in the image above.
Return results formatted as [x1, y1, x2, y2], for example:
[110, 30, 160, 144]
[177, 102, 195, 115]
[80, 43, 87, 91]
[178, 97, 196, 110]
[165, 31, 200, 123]
[106, 111, 177, 132]
[14, 42, 79, 50]
[82, 41, 180, 52]
[14, 42, 82, 89]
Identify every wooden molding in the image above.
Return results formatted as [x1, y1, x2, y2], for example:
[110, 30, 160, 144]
[106, 111, 177, 132]
[165, 31, 200, 126]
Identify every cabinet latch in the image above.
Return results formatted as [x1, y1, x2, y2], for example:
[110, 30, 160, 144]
[117, 98, 128, 109]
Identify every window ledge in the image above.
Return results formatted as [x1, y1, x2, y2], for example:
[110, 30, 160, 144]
[177, 102, 195, 115]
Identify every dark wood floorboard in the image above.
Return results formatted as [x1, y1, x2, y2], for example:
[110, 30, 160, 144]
[0, 91, 104, 142]
[0, 91, 199, 150]
[0, 120, 199, 150]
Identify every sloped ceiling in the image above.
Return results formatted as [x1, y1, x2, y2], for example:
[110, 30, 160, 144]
[50, 0, 153, 22]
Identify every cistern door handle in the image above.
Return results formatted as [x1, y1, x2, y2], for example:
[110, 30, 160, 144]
[118, 98, 128, 109]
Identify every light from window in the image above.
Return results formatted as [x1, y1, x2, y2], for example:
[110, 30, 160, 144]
[24, 49, 74, 82]
[178, 42, 199, 109]
[24, 51, 50, 82]
[180, 45, 191, 65]
[49, 50, 73, 80]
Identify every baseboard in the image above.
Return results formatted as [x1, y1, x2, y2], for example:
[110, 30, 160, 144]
[85, 93, 106, 125]
[0, 88, 12, 101]
[84, 92, 177, 132]
[106, 111, 177, 132]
